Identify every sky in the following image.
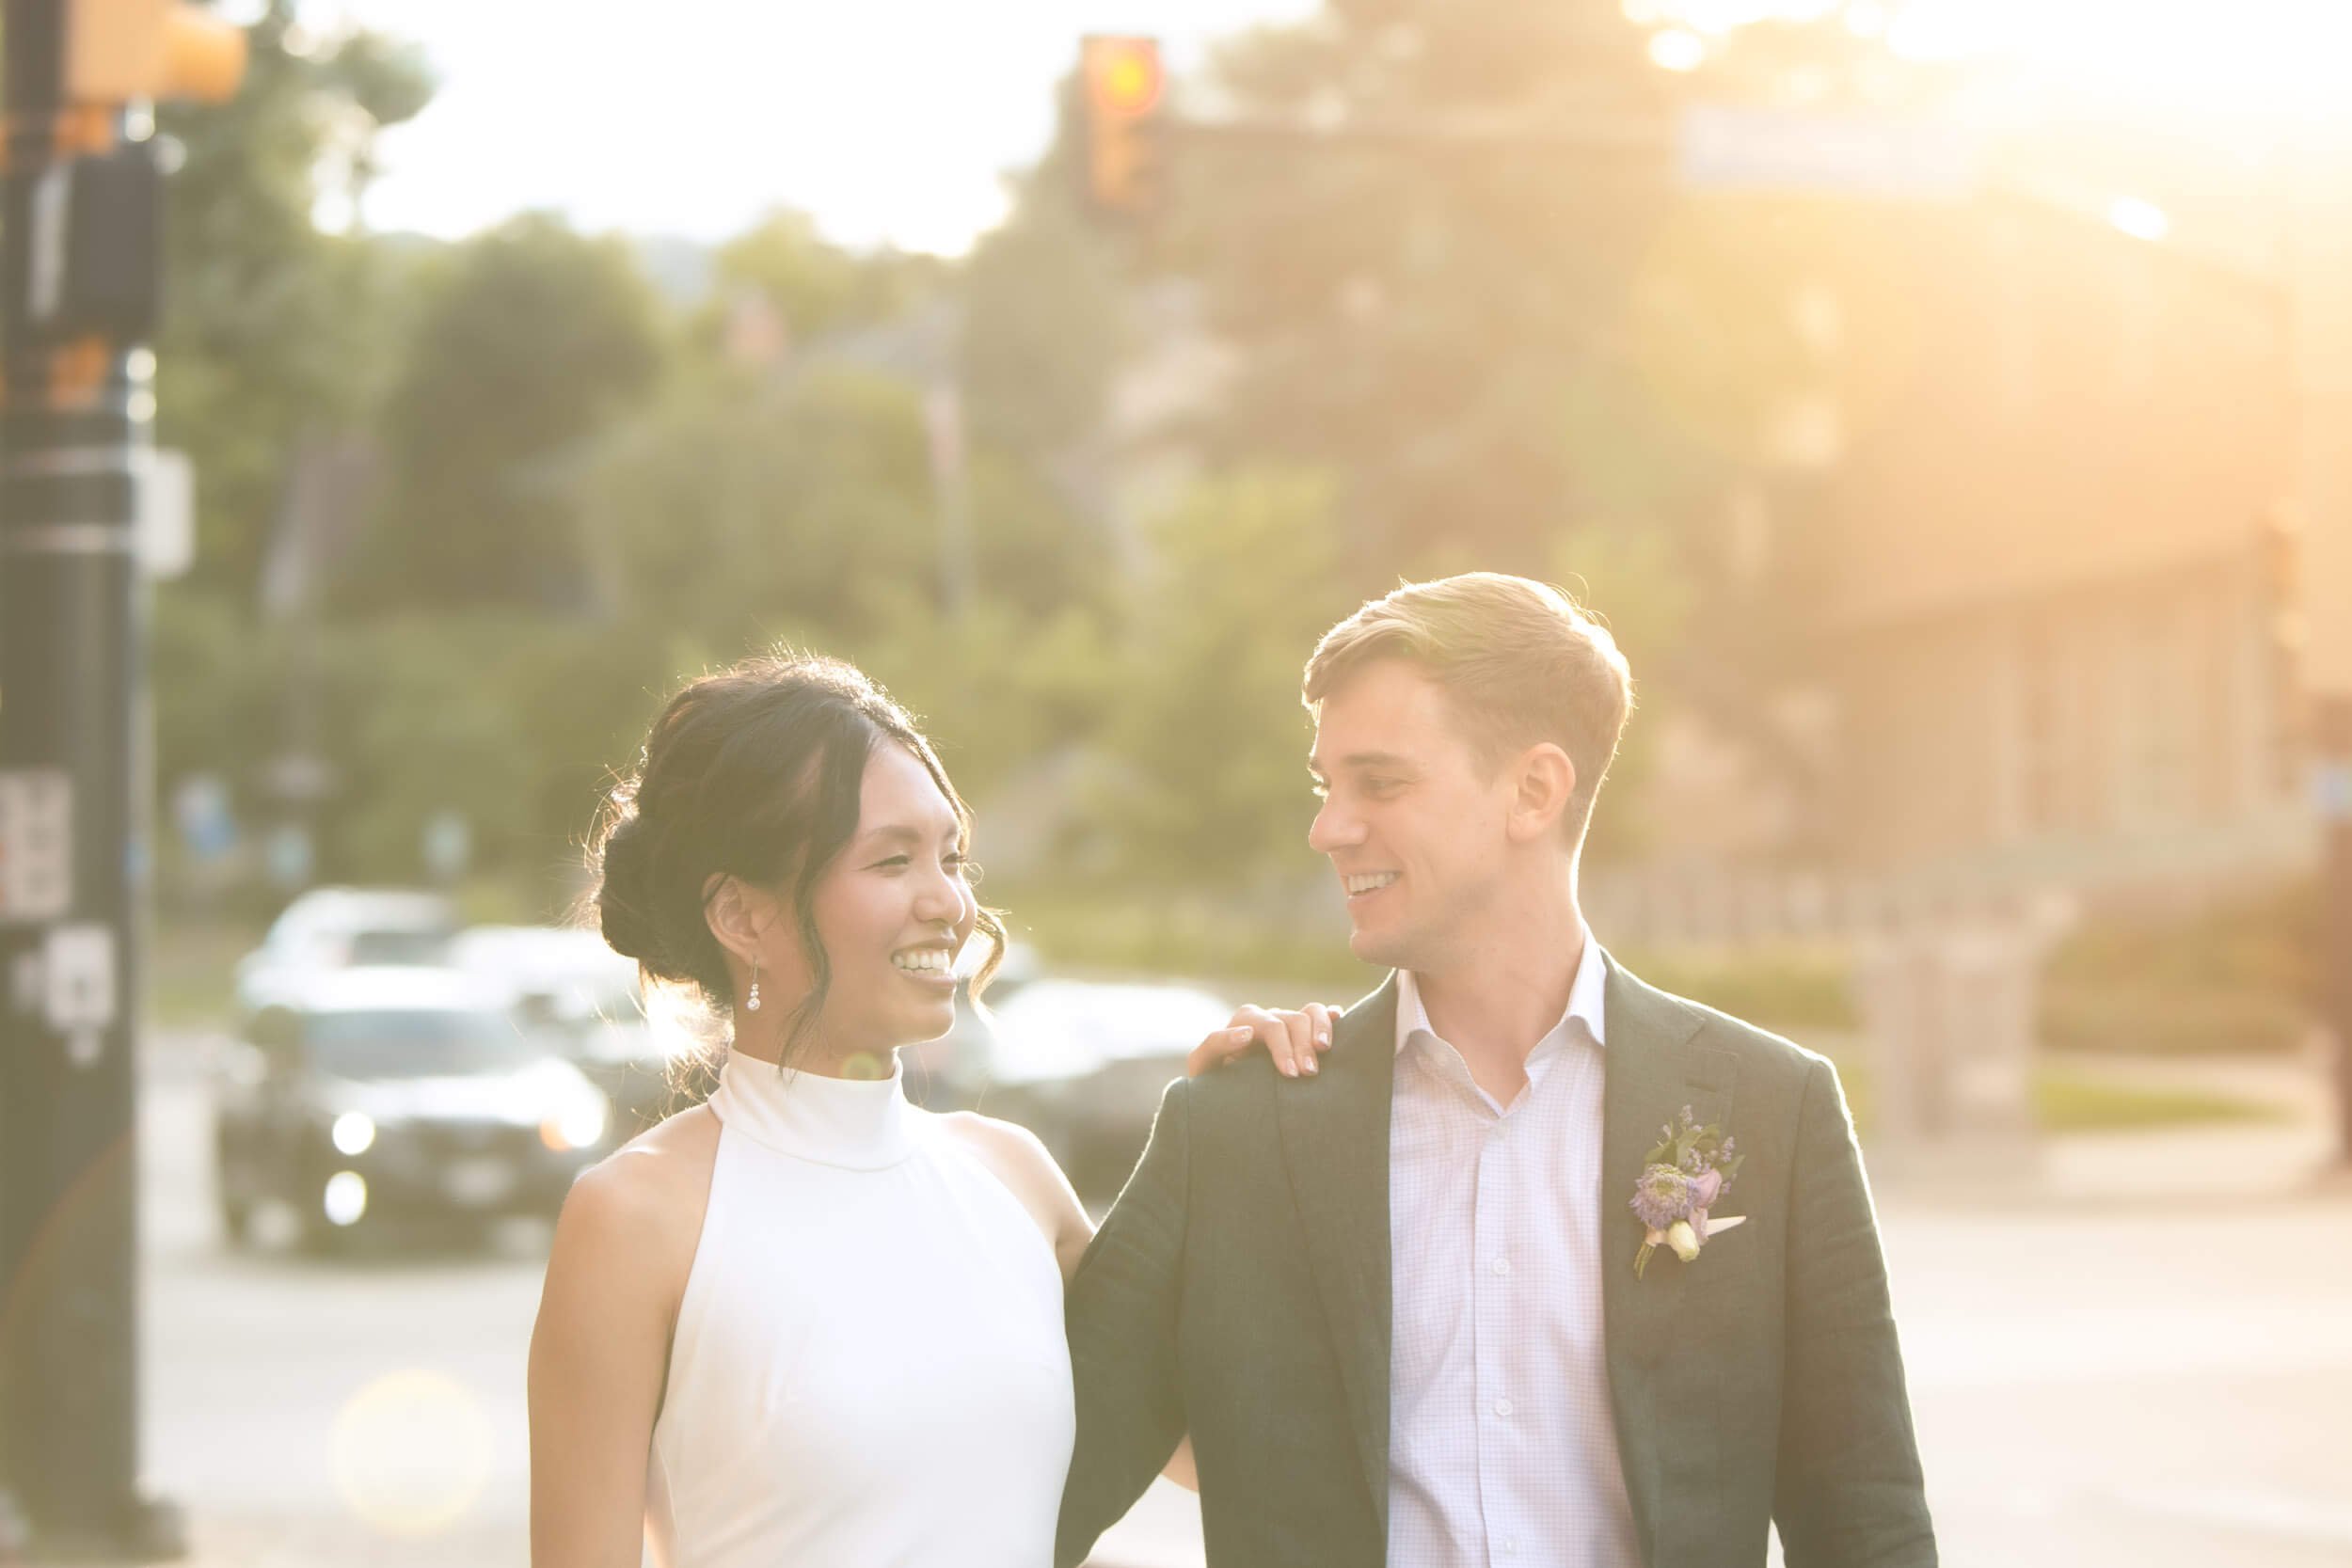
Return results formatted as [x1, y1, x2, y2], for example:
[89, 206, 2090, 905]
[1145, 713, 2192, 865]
[313, 0, 1315, 256]
[294, 0, 2342, 260]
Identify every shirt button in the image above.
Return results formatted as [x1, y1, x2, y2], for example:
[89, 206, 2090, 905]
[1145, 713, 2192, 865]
[1493, 1397, 1514, 1418]
[1501, 1539, 1519, 1557]
[1491, 1256, 1511, 1276]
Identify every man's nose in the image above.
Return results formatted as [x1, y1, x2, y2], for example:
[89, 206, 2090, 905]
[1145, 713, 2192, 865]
[1308, 798, 1364, 854]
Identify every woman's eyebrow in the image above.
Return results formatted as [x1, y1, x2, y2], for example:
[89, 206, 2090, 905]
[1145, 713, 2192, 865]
[857, 822, 961, 849]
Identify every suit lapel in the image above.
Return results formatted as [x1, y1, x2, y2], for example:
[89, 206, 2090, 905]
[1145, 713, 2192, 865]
[1275, 975, 1398, 1537]
[1599, 955, 1737, 1566]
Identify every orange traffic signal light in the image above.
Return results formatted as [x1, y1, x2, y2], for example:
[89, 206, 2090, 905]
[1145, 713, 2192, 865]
[1079, 35, 1164, 220]
[67, 0, 247, 105]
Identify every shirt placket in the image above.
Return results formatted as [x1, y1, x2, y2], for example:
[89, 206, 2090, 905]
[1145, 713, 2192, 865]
[1469, 1077, 1524, 1565]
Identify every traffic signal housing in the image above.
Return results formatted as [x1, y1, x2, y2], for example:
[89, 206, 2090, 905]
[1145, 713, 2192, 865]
[67, 0, 247, 105]
[1078, 35, 1164, 221]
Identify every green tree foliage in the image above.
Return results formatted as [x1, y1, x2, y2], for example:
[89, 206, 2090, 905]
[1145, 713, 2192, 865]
[156, 2, 435, 595]
[358, 214, 666, 609]
[1094, 468, 1356, 885]
[702, 209, 946, 347]
[957, 98, 1126, 468]
[1165, 0, 1688, 576]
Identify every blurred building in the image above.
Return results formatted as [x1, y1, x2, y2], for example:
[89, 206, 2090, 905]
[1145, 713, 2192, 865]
[1790, 188, 2312, 903]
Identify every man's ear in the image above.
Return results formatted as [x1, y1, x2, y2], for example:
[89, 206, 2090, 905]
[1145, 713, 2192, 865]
[1503, 742, 1577, 845]
[702, 873, 775, 966]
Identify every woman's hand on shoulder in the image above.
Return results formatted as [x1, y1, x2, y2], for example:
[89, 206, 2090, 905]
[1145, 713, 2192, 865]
[1184, 1001, 1346, 1080]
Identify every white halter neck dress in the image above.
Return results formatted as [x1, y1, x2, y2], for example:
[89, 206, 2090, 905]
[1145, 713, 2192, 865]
[645, 1052, 1074, 1567]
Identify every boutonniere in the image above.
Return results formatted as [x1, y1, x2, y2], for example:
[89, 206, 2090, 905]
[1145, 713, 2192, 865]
[1629, 1106, 1745, 1279]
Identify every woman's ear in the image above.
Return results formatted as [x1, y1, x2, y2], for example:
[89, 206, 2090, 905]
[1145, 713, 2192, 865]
[702, 872, 775, 967]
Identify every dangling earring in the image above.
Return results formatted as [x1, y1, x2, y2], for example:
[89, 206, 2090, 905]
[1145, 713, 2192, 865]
[746, 956, 762, 1013]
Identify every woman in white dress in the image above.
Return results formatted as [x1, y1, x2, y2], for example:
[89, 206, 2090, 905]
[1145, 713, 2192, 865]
[527, 651, 1332, 1568]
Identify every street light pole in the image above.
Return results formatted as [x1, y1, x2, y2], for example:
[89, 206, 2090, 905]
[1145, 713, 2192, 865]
[0, 0, 241, 1554]
[0, 0, 167, 1552]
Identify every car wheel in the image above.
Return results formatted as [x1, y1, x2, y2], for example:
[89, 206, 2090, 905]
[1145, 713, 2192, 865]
[214, 1139, 254, 1247]
[216, 1190, 253, 1247]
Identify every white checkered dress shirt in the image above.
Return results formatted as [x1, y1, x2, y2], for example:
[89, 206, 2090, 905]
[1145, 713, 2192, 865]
[1388, 933, 1643, 1568]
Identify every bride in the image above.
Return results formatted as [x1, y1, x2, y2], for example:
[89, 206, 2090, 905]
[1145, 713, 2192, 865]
[527, 651, 1332, 1567]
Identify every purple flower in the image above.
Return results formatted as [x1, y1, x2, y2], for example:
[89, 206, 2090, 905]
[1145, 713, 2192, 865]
[1689, 1166, 1724, 1212]
[1630, 1164, 1694, 1230]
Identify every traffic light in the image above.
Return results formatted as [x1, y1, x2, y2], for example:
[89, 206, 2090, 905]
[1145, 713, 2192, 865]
[66, 0, 247, 105]
[10, 0, 247, 349]
[1078, 35, 1164, 220]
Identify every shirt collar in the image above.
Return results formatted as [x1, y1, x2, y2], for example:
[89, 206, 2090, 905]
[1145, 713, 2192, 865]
[1394, 925, 1608, 1057]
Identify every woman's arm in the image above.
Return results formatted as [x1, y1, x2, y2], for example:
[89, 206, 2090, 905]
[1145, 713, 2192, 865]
[942, 1114, 1200, 1490]
[527, 1121, 710, 1567]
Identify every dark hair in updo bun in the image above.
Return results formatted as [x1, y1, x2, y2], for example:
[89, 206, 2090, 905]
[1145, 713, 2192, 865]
[586, 649, 1004, 1068]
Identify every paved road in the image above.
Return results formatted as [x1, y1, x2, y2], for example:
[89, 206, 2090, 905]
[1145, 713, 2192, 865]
[114, 1039, 2352, 1566]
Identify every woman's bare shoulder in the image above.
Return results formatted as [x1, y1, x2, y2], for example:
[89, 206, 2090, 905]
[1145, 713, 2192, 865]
[933, 1110, 1057, 1187]
[554, 1102, 722, 1275]
[931, 1111, 1090, 1261]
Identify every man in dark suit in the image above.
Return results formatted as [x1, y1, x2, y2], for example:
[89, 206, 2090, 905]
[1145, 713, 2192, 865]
[1058, 573, 1934, 1568]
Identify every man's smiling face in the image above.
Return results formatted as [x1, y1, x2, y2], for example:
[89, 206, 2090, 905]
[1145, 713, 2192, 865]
[1306, 658, 1517, 974]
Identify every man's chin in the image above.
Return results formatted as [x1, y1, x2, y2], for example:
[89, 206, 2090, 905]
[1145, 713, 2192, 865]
[1345, 923, 1413, 973]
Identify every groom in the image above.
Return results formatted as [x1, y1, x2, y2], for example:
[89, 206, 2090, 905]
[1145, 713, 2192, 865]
[1057, 573, 1934, 1567]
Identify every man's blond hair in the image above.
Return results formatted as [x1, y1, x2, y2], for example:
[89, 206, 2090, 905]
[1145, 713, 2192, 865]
[1302, 573, 1634, 836]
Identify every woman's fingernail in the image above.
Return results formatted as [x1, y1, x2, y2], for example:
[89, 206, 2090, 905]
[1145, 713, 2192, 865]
[1303, 1054, 1319, 1074]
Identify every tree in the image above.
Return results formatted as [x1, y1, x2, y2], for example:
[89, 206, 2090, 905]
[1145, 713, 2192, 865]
[1093, 468, 1357, 886]
[155, 1, 436, 595]
[358, 214, 666, 609]
[699, 209, 946, 352]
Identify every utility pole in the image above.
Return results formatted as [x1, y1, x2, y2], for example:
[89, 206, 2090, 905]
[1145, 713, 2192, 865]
[0, 0, 241, 1557]
[2281, 114, 2352, 1169]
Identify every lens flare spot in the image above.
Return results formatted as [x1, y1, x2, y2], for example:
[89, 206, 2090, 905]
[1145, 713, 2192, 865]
[322, 1171, 368, 1227]
[839, 1050, 892, 1081]
[330, 1370, 493, 1537]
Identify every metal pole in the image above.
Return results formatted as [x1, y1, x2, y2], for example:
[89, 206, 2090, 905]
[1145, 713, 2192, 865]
[0, 0, 180, 1555]
[2317, 695, 2352, 1168]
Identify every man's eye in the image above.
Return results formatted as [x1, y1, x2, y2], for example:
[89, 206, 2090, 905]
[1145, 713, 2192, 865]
[1364, 778, 1399, 795]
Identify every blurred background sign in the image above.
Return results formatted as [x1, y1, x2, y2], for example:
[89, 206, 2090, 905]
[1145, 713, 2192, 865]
[137, 447, 194, 579]
[1677, 104, 1980, 198]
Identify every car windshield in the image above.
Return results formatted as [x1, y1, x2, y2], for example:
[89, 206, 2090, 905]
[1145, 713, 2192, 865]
[305, 1008, 541, 1080]
[346, 930, 453, 967]
[987, 983, 1233, 1082]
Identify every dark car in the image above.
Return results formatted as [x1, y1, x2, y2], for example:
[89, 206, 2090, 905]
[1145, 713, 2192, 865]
[212, 967, 613, 1249]
[447, 924, 696, 1139]
[972, 978, 1233, 1197]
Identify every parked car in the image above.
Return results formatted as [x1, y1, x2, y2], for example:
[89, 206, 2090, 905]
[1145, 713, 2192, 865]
[213, 966, 612, 1249]
[972, 978, 1233, 1197]
[234, 887, 459, 1014]
[447, 923, 691, 1137]
[896, 940, 1041, 1113]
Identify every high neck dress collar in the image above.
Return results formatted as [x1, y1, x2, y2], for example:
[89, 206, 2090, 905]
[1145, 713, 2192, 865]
[708, 1049, 914, 1170]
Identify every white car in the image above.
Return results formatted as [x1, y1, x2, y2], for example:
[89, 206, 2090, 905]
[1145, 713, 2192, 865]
[235, 887, 459, 1014]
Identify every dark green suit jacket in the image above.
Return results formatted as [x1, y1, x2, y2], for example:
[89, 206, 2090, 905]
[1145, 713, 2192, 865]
[1057, 955, 1935, 1568]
